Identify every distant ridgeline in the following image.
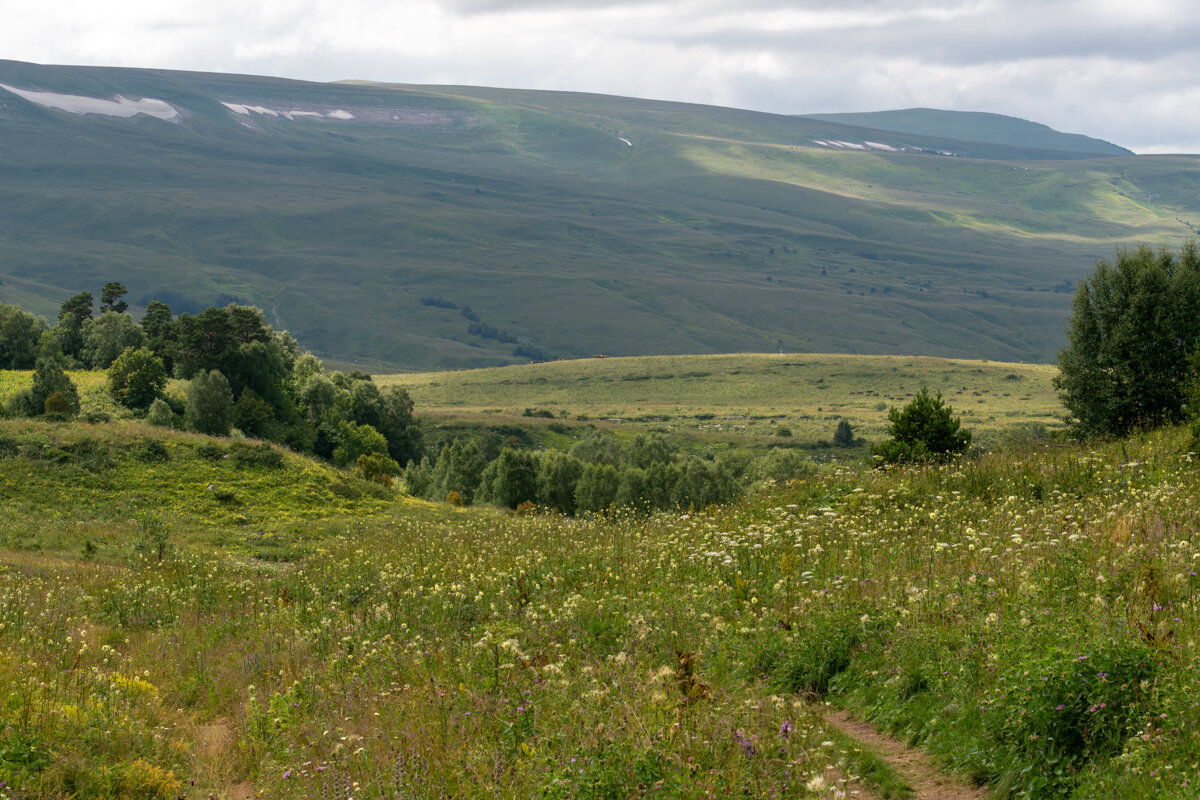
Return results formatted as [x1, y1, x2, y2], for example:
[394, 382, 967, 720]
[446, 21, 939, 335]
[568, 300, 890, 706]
[1, 59, 1195, 370]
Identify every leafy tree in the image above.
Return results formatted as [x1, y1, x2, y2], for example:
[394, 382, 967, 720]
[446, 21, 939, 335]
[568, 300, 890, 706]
[82, 311, 146, 368]
[614, 466, 650, 510]
[376, 386, 423, 466]
[185, 370, 234, 436]
[31, 356, 80, 417]
[107, 347, 168, 410]
[537, 452, 584, 515]
[299, 374, 339, 422]
[628, 433, 675, 469]
[428, 438, 488, 504]
[100, 281, 129, 314]
[234, 388, 276, 438]
[140, 301, 175, 371]
[55, 291, 93, 362]
[0, 304, 47, 369]
[479, 448, 539, 509]
[574, 463, 620, 513]
[332, 421, 391, 469]
[570, 431, 625, 466]
[1056, 242, 1200, 436]
[871, 387, 970, 465]
[145, 397, 178, 428]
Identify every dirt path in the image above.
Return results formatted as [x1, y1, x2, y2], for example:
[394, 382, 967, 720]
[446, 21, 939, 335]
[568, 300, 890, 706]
[823, 709, 991, 800]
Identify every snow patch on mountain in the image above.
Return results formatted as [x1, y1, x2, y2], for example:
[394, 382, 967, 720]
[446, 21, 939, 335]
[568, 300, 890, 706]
[0, 83, 179, 120]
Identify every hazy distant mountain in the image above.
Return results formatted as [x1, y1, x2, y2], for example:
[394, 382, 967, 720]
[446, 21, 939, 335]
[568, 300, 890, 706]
[807, 108, 1132, 157]
[1, 60, 1195, 370]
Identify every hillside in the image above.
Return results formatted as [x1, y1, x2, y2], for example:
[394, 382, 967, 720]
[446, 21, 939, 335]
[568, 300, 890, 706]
[1, 403, 1196, 797]
[2, 60, 1199, 369]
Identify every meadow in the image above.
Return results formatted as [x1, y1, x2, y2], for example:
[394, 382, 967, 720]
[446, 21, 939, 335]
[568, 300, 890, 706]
[381, 352, 1063, 452]
[1, 357, 1197, 799]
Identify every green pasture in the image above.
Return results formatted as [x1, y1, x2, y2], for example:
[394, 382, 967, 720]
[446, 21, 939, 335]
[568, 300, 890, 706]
[381, 352, 1063, 448]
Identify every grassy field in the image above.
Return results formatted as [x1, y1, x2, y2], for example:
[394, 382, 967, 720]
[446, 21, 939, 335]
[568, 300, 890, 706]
[4, 61, 1200, 370]
[381, 352, 1063, 451]
[1, 396, 1197, 798]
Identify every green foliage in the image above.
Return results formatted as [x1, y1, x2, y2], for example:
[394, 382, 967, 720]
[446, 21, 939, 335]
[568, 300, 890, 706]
[574, 462, 620, 513]
[31, 356, 80, 418]
[871, 387, 970, 465]
[985, 640, 1156, 798]
[145, 397, 178, 429]
[107, 347, 168, 410]
[100, 281, 129, 314]
[536, 451, 584, 515]
[331, 420, 389, 469]
[833, 419, 855, 446]
[1056, 242, 1200, 436]
[81, 311, 147, 369]
[233, 388, 276, 438]
[185, 369, 234, 436]
[478, 448, 539, 509]
[354, 452, 399, 486]
[0, 303, 47, 369]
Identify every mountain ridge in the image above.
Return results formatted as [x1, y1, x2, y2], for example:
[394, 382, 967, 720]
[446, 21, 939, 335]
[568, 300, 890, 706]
[1, 60, 1196, 370]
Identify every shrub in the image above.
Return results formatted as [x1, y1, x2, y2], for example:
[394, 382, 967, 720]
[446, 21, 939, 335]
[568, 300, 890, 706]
[31, 356, 80, 417]
[985, 639, 1156, 798]
[230, 441, 285, 469]
[871, 387, 970, 465]
[354, 452, 399, 486]
[107, 346, 167, 410]
[833, 419, 854, 446]
[145, 397, 178, 428]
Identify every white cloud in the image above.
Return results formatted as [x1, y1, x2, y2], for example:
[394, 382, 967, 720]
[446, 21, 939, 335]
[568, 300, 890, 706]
[2, 0, 1199, 151]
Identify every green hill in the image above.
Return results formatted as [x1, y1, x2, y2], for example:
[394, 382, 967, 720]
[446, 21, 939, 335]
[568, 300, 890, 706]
[807, 108, 1131, 156]
[2, 60, 1197, 369]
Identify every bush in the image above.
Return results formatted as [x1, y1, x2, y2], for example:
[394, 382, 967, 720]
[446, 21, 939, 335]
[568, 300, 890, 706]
[107, 347, 168, 410]
[354, 452, 398, 486]
[833, 419, 854, 446]
[145, 397, 178, 428]
[871, 387, 970, 465]
[31, 357, 80, 418]
[230, 441, 285, 469]
[985, 639, 1156, 798]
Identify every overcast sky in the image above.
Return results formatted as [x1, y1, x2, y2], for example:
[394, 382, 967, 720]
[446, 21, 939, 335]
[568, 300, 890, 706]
[2, 0, 1199, 153]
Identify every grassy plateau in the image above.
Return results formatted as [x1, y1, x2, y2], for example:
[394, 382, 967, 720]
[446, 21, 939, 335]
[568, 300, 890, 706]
[0, 357, 1197, 799]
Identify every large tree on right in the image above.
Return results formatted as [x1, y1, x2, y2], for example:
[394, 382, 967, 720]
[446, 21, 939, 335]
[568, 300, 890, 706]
[1056, 242, 1200, 436]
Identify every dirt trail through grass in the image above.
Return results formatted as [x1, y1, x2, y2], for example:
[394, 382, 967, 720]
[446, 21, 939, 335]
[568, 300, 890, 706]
[824, 710, 991, 800]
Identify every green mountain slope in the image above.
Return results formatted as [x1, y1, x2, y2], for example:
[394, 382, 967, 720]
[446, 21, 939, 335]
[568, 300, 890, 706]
[807, 108, 1131, 157]
[1, 60, 1197, 369]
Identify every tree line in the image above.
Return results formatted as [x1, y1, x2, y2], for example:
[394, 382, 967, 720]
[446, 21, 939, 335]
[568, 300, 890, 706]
[0, 285, 422, 481]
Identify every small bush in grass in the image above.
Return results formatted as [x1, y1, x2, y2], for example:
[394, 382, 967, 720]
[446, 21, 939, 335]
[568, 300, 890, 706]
[872, 387, 971, 465]
[446, 490, 463, 506]
[230, 441, 285, 469]
[135, 437, 169, 463]
[776, 607, 874, 696]
[985, 639, 1156, 798]
[354, 452, 397, 486]
[145, 397, 178, 428]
